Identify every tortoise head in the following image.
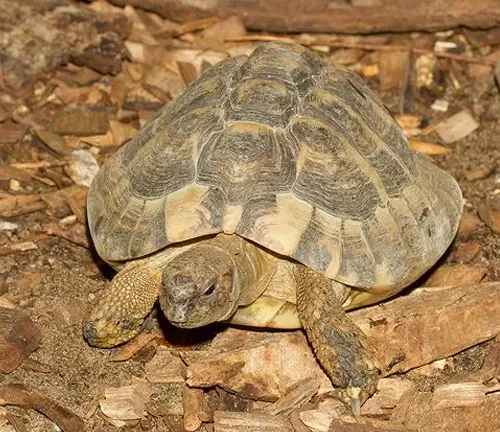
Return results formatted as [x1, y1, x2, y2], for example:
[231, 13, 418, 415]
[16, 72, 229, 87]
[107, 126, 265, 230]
[159, 244, 240, 328]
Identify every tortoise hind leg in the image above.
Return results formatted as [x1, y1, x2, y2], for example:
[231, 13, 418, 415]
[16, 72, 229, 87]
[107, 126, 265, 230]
[295, 265, 379, 412]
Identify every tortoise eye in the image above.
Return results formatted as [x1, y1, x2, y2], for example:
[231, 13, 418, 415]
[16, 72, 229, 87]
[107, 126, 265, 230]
[202, 283, 218, 297]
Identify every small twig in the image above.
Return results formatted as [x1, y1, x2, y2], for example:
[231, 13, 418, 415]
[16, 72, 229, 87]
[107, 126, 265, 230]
[10, 161, 68, 170]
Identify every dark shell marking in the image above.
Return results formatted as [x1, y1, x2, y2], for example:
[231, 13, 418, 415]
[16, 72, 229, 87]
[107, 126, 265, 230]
[88, 42, 462, 292]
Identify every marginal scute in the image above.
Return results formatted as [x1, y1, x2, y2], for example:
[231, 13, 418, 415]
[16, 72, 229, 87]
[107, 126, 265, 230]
[88, 42, 462, 293]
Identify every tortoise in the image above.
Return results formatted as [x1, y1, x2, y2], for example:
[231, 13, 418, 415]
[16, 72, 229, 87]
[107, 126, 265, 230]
[84, 42, 462, 409]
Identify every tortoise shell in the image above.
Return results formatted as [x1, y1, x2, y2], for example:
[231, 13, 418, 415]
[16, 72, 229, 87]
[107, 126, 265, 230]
[87, 42, 462, 292]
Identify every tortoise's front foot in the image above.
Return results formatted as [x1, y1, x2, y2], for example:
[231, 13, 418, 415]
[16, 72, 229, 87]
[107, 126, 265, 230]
[83, 266, 162, 348]
[295, 266, 379, 413]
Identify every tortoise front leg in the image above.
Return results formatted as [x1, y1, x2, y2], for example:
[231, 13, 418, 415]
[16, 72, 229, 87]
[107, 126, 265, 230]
[295, 265, 379, 413]
[83, 266, 162, 347]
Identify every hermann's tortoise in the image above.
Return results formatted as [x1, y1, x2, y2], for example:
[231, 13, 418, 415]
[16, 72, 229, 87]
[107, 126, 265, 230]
[84, 42, 462, 409]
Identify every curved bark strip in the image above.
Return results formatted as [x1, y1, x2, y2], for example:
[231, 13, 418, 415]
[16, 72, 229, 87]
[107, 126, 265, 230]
[109, 0, 500, 34]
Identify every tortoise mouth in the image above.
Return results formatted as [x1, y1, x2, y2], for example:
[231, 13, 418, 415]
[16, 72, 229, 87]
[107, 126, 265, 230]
[168, 319, 198, 329]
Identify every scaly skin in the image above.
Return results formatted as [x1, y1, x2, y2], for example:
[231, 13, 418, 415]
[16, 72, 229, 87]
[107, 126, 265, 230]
[295, 265, 379, 412]
[83, 266, 162, 347]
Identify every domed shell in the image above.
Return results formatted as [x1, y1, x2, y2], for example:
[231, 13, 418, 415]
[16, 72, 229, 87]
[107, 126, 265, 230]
[87, 42, 462, 292]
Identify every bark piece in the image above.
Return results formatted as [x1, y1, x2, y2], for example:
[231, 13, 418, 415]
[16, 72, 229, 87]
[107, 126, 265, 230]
[349, 282, 500, 375]
[263, 378, 319, 416]
[457, 211, 484, 237]
[33, 129, 72, 155]
[0, 194, 44, 218]
[52, 111, 108, 137]
[450, 241, 481, 264]
[361, 378, 415, 418]
[390, 389, 500, 431]
[0, 384, 84, 432]
[182, 329, 330, 401]
[435, 111, 480, 143]
[0, 166, 31, 183]
[109, 120, 138, 147]
[183, 387, 203, 432]
[0, 122, 29, 144]
[111, 329, 162, 361]
[378, 51, 410, 91]
[213, 411, 293, 432]
[465, 164, 495, 181]
[299, 398, 353, 432]
[145, 347, 186, 383]
[44, 222, 90, 249]
[431, 383, 486, 408]
[107, 0, 500, 34]
[201, 16, 247, 42]
[408, 139, 452, 155]
[0, 302, 42, 373]
[478, 203, 500, 233]
[100, 378, 153, 421]
[423, 264, 486, 287]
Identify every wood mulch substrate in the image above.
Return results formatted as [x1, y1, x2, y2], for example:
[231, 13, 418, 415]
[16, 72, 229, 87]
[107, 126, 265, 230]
[1, 1, 500, 431]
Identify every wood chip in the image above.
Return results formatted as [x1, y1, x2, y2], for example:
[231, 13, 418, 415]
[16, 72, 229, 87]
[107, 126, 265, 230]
[33, 128, 72, 155]
[361, 378, 415, 418]
[82, 131, 117, 148]
[183, 387, 204, 432]
[477, 202, 500, 233]
[44, 222, 90, 249]
[378, 50, 410, 91]
[450, 240, 481, 264]
[110, 329, 162, 362]
[100, 378, 153, 421]
[183, 329, 330, 401]
[177, 61, 198, 86]
[409, 139, 452, 155]
[423, 264, 486, 287]
[64, 186, 88, 224]
[0, 194, 45, 218]
[395, 114, 421, 130]
[0, 241, 38, 257]
[432, 383, 486, 408]
[0, 304, 42, 373]
[52, 110, 109, 137]
[0, 122, 29, 144]
[329, 48, 365, 65]
[213, 411, 293, 432]
[145, 347, 186, 383]
[457, 211, 484, 236]
[465, 163, 495, 181]
[0, 166, 31, 182]
[202, 16, 247, 42]
[349, 282, 500, 375]
[435, 110, 480, 143]
[109, 120, 138, 147]
[390, 390, 500, 431]
[264, 378, 319, 416]
[0, 384, 84, 432]
[431, 99, 449, 112]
